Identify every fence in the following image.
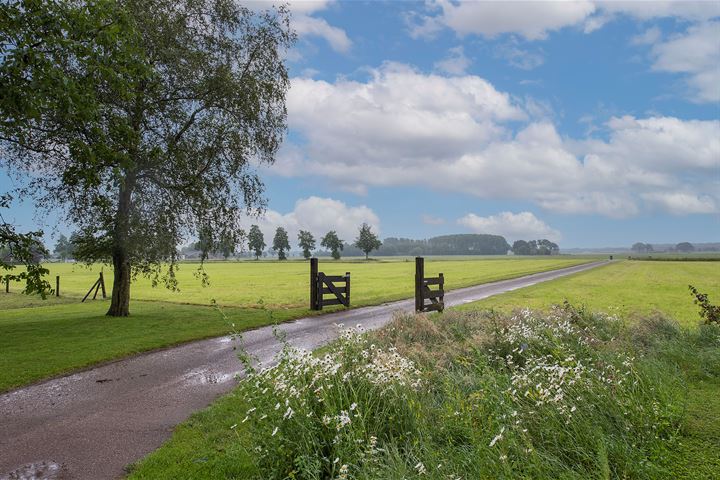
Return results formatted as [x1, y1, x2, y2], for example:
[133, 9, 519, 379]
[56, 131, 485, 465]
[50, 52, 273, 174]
[415, 257, 444, 312]
[82, 271, 107, 302]
[310, 258, 350, 310]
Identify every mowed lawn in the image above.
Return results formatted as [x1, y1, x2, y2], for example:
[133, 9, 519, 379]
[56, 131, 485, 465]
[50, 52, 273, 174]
[0, 257, 592, 392]
[128, 260, 720, 479]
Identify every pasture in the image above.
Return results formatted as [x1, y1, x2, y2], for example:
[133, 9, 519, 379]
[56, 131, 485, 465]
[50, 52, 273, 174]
[127, 260, 720, 479]
[0, 256, 591, 392]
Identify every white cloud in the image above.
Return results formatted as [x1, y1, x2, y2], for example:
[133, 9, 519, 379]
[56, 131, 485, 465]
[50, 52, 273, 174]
[642, 192, 718, 215]
[411, 0, 596, 40]
[649, 21, 720, 103]
[408, 1, 720, 40]
[244, 0, 351, 53]
[293, 14, 351, 53]
[243, 196, 379, 247]
[278, 64, 720, 218]
[458, 211, 561, 241]
[434, 46, 472, 75]
[631, 26, 662, 46]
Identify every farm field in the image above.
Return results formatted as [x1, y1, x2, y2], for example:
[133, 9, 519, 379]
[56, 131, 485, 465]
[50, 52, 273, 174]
[460, 260, 720, 327]
[0, 257, 592, 392]
[127, 260, 720, 479]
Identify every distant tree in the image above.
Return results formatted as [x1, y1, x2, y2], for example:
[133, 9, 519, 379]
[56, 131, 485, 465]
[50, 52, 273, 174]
[248, 225, 266, 260]
[0, 0, 294, 316]
[54, 234, 74, 260]
[512, 240, 532, 255]
[272, 227, 290, 260]
[631, 242, 653, 253]
[353, 223, 382, 259]
[676, 242, 695, 253]
[536, 239, 559, 255]
[0, 194, 51, 296]
[297, 230, 316, 259]
[321, 231, 343, 260]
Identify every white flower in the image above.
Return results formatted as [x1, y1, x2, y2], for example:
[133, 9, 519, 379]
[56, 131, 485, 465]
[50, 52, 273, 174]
[271, 427, 278, 436]
[415, 462, 427, 475]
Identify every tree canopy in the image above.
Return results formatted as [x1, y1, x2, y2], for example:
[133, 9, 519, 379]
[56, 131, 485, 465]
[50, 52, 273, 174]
[321, 231, 343, 260]
[297, 230, 315, 259]
[353, 223, 382, 259]
[272, 227, 290, 260]
[512, 239, 559, 256]
[248, 225, 266, 260]
[0, 0, 294, 315]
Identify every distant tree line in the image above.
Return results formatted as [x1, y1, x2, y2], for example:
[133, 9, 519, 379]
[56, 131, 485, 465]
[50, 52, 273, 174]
[631, 242, 707, 253]
[511, 239, 559, 256]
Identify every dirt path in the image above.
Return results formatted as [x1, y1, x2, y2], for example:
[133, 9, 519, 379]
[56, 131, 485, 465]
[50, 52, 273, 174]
[0, 260, 607, 479]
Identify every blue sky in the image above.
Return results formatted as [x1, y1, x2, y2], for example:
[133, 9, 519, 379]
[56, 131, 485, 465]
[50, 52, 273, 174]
[2, 0, 719, 248]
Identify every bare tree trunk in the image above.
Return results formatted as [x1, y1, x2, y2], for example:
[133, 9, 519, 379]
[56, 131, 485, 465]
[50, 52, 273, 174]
[107, 175, 134, 317]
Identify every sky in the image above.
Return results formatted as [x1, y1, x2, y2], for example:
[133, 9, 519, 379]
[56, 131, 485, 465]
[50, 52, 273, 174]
[2, 0, 719, 249]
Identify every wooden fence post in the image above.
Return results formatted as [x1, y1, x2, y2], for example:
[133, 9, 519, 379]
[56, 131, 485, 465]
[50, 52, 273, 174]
[438, 273, 445, 312]
[310, 258, 318, 310]
[345, 272, 351, 308]
[56, 276, 60, 297]
[5, 277, 8, 293]
[415, 257, 424, 312]
[99, 271, 106, 298]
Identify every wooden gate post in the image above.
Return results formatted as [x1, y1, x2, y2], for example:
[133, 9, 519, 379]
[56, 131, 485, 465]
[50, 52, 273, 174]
[99, 271, 106, 298]
[5, 276, 8, 293]
[310, 257, 318, 310]
[345, 272, 351, 308]
[56, 275, 60, 297]
[415, 257, 424, 312]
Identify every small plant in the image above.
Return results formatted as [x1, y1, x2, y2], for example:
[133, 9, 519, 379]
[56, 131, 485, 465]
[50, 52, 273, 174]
[688, 285, 720, 325]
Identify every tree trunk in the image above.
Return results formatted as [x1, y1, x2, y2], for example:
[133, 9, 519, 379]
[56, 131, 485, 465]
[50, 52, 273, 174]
[107, 174, 134, 317]
[107, 248, 131, 316]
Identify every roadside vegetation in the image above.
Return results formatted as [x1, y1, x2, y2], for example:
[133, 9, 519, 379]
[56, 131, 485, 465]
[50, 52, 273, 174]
[0, 257, 591, 392]
[127, 261, 720, 479]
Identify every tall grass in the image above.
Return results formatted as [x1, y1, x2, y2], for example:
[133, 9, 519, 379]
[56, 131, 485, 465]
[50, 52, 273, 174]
[227, 306, 718, 479]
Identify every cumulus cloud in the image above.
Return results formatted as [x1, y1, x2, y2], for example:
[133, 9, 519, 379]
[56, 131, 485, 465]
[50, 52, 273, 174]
[408, 0, 720, 40]
[648, 21, 720, 103]
[494, 42, 545, 70]
[276, 64, 719, 218]
[641, 192, 718, 215]
[242, 197, 379, 247]
[458, 211, 561, 241]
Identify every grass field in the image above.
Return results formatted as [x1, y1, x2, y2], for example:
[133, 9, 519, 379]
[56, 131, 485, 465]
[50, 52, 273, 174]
[127, 260, 720, 479]
[458, 260, 720, 327]
[0, 257, 591, 392]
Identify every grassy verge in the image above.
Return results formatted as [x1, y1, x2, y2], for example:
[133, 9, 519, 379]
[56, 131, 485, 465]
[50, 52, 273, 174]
[0, 258, 592, 392]
[128, 308, 720, 479]
[126, 261, 720, 479]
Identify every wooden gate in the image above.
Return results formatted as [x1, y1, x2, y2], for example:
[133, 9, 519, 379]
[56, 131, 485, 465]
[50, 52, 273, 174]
[310, 258, 350, 310]
[82, 271, 107, 302]
[415, 257, 444, 312]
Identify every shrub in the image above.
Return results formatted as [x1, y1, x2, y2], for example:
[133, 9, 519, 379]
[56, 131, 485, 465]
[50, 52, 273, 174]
[689, 285, 720, 325]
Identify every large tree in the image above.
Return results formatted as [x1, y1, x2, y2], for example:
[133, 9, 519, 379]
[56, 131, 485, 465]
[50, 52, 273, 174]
[248, 225, 266, 260]
[272, 227, 290, 260]
[321, 231, 343, 260]
[297, 230, 316, 259]
[0, 0, 294, 315]
[353, 223, 382, 260]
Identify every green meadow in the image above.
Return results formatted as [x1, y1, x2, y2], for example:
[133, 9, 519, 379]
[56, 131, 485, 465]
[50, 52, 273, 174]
[0, 256, 591, 392]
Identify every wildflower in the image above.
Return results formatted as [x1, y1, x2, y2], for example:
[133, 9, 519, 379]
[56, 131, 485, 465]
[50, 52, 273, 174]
[271, 427, 279, 436]
[350, 402, 357, 411]
[415, 462, 427, 475]
[489, 427, 505, 447]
